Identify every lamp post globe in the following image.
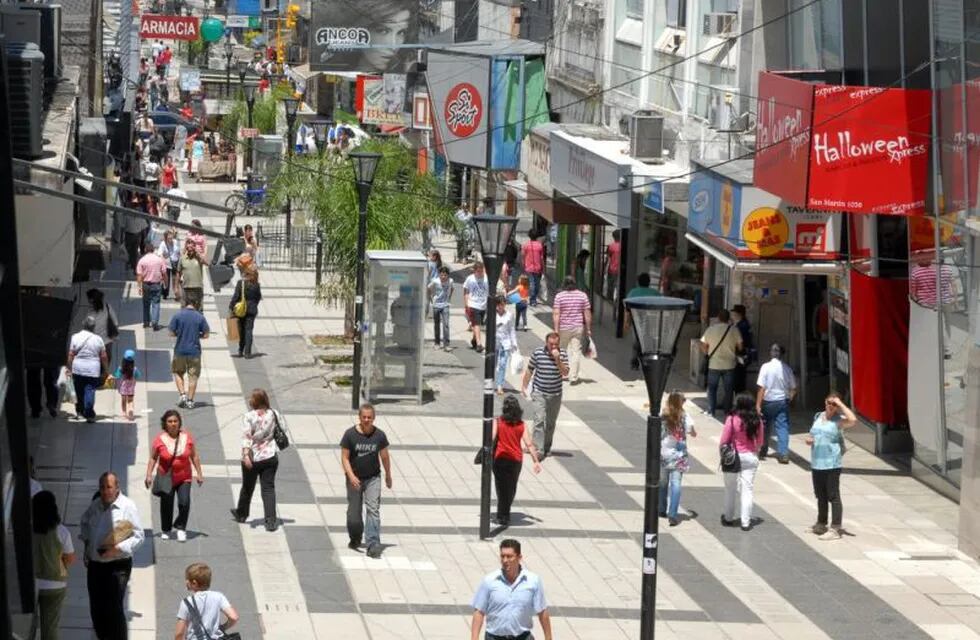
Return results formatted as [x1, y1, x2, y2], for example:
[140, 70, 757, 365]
[472, 214, 518, 540]
[625, 295, 692, 640]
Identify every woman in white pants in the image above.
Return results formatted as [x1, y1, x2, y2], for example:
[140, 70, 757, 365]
[721, 392, 765, 531]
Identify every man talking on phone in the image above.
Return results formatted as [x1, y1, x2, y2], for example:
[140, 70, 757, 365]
[522, 331, 569, 459]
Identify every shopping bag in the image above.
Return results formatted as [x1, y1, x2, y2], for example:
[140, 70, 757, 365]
[57, 367, 75, 405]
[226, 316, 240, 342]
[584, 336, 598, 359]
[508, 350, 525, 375]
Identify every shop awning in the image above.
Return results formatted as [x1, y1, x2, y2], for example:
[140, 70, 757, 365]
[504, 179, 599, 225]
[684, 233, 843, 274]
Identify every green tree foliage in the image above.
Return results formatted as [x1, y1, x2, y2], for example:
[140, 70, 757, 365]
[266, 138, 455, 318]
[219, 82, 295, 150]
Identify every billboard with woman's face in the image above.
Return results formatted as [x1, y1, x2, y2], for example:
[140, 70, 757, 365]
[310, 0, 444, 73]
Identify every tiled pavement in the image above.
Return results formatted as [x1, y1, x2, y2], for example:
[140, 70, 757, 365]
[27, 180, 980, 639]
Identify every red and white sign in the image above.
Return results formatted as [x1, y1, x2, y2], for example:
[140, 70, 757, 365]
[754, 72, 814, 206]
[444, 82, 482, 138]
[412, 92, 431, 130]
[139, 15, 200, 41]
[240, 128, 259, 138]
[753, 72, 932, 216]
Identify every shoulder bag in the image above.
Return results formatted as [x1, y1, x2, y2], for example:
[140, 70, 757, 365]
[184, 594, 242, 640]
[272, 411, 290, 451]
[719, 419, 741, 473]
[701, 324, 734, 386]
[233, 281, 248, 318]
[152, 432, 181, 497]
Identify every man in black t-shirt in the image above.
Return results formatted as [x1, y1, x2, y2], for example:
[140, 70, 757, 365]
[340, 404, 392, 558]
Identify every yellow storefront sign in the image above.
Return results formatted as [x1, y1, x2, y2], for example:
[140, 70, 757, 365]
[742, 207, 789, 257]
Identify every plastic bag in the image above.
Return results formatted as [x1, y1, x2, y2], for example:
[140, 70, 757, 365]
[508, 350, 525, 375]
[584, 337, 598, 359]
[57, 367, 75, 404]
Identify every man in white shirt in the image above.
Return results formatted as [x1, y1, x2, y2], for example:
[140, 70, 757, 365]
[755, 343, 797, 463]
[463, 261, 490, 353]
[700, 309, 742, 418]
[79, 471, 145, 639]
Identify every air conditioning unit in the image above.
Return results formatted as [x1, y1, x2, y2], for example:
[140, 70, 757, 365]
[708, 85, 739, 131]
[630, 110, 665, 164]
[26, 4, 61, 79]
[5, 43, 45, 159]
[0, 7, 41, 46]
[703, 12, 737, 36]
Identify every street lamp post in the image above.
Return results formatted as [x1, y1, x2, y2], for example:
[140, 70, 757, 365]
[625, 295, 692, 640]
[239, 62, 256, 172]
[223, 40, 234, 97]
[472, 214, 518, 540]
[349, 151, 382, 411]
[309, 119, 332, 288]
[282, 96, 300, 249]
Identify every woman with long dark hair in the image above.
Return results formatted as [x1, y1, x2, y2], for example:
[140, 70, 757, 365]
[32, 490, 75, 640]
[144, 409, 204, 542]
[720, 392, 765, 531]
[491, 395, 542, 526]
[229, 259, 262, 358]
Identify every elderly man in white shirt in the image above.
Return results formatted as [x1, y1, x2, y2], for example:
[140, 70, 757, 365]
[79, 471, 145, 639]
[755, 343, 798, 464]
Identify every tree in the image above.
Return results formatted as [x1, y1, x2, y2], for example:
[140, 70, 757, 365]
[266, 137, 456, 334]
[220, 82, 293, 149]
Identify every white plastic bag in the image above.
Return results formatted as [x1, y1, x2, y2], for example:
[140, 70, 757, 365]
[57, 366, 75, 405]
[508, 350, 525, 375]
[584, 337, 598, 359]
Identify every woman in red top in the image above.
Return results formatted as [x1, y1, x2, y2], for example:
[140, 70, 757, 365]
[160, 158, 177, 191]
[491, 395, 542, 526]
[144, 410, 203, 541]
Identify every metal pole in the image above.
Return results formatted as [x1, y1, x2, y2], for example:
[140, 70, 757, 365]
[246, 101, 254, 172]
[285, 119, 294, 248]
[225, 61, 231, 97]
[351, 184, 370, 410]
[639, 355, 669, 640]
[315, 223, 324, 288]
[480, 255, 503, 539]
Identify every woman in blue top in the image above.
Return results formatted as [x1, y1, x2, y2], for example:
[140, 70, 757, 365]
[804, 392, 857, 540]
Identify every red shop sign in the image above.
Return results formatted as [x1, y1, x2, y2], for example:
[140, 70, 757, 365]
[444, 82, 483, 138]
[753, 72, 932, 216]
[139, 15, 201, 41]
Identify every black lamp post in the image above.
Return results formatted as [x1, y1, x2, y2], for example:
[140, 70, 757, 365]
[282, 96, 300, 248]
[349, 151, 383, 411]
[223, 40, 234, 97]
[472, 214, 518, 540]
[237, 59, 248, 94]
[625, 295, 692, 640]
[309, 119, 331, 288]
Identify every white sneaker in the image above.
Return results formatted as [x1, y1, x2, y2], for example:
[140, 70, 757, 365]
[176, 529, 187, 542]
[160, 531, 171, 540]
[818, 528, 842, 541]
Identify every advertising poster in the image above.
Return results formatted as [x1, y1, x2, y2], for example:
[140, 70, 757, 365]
[360, 75, 408, 126]
[309, 0, 447, 73]
[753, 72, 814, 206]
[427, 52, 490, 167]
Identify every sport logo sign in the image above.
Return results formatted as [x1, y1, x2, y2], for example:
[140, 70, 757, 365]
[444, 83, 482, 138]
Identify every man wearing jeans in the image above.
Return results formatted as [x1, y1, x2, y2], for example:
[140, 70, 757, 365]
[756, 343, 797, 463]
[340, 404, 392, 559]
[136, 242, 168, 330]
[700, 309, 741, 419]
[521, 231, 545, 305]
[521, 332, 568, 457]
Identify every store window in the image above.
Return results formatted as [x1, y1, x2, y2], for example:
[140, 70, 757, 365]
[787, 0, 842, 70]
[637, 208, 703, 300]
[626, 0, 643, 19]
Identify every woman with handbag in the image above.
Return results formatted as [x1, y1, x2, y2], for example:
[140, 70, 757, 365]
[175, 562, 240, 640]
[145, 409, 203, 542]
[32, 490, 76, 640]
[805, 393, 857, 540]
[67, 316, 109, 423]
[231, 388, 286, 532]
[720, 392, 765, 531]
[491, 395, 542, 526]
[229, 258, 262, 359]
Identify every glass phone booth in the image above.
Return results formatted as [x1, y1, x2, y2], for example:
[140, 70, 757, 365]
[362, 251, 427, 404]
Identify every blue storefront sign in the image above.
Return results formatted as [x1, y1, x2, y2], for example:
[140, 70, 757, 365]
[643, 181, 664, 214]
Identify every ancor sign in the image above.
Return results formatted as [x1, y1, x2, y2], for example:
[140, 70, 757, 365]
[139, 15, 201, 41]
[444, 82, 483, 138]
[741, 207, 790, 257]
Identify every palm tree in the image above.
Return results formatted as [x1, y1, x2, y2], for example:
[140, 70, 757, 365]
[266, 137, 456, 335]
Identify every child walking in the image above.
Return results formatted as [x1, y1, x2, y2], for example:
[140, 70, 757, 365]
[114, 349, 141, 420]
[659, 390, 697, 526]
[507, 274, 530, 331]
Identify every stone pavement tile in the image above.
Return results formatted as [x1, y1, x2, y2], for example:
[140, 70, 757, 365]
[311, 613, 370, 639]
[362, 613, 422, 640]
[718, 622, 785, 640]
[833, 559, 906, 586]
[667, 620, 734, 640]
[920, 624, 980, 640]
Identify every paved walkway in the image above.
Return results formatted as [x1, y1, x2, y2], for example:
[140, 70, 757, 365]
[28, 177, 980, 640]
